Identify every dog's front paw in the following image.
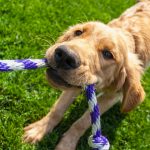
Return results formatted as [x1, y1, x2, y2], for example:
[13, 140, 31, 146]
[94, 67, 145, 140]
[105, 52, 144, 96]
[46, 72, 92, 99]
[23, 118, 52, 144]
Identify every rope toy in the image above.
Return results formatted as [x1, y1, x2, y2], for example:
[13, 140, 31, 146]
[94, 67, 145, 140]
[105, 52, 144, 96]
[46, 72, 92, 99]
[0, 59, 47, 71]
[86, 84, 110, 150]
[0, 58, 110, 150]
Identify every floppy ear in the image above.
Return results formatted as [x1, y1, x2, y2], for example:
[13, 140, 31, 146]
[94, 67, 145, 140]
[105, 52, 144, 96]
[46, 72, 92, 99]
[121, 52, 145, 112]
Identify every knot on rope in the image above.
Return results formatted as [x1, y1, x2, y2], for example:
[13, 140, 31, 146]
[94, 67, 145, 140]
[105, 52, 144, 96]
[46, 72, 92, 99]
[88, 135, 110, 150]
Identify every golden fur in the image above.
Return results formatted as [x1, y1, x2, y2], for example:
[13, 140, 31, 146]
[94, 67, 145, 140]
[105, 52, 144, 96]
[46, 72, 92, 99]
[23, 1, 150, 149]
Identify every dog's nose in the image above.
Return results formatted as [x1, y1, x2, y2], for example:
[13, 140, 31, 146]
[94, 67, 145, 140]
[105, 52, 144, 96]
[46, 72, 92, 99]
[54, 46, 80, 70]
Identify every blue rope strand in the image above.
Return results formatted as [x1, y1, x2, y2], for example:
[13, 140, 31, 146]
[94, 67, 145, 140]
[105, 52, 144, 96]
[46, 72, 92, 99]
[86, 85, 110, 150]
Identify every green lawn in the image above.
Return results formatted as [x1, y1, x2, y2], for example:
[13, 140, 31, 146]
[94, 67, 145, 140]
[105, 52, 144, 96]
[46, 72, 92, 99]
[0, 0, 150, 149]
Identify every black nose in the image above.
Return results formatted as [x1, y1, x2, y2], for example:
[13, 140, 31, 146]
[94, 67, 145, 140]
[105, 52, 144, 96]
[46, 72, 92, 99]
[54, 46, 81, 70]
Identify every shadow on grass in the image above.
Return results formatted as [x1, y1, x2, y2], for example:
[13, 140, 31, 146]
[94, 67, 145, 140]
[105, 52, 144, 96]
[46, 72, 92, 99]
[35, 94, 127, 150]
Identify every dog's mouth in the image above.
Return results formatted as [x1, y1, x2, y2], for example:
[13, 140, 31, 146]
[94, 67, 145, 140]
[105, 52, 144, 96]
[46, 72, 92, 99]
[46, 67, 80, 88]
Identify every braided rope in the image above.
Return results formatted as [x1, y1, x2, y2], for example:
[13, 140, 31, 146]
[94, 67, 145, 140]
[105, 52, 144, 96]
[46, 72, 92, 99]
[86, 84, 110, 150]
[0, 59, 110, 149]
[0, 59, 47, 71]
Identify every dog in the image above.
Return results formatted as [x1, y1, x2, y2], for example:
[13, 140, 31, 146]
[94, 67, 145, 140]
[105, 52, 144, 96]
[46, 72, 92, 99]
[23, 0, 150, 149]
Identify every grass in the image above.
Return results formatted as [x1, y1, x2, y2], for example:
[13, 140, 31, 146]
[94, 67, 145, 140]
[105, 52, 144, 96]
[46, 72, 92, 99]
[0, 0, 150, 149]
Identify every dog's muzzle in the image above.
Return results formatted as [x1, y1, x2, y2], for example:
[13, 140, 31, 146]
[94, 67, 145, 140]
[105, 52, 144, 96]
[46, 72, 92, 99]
[46, 45, 81, 88]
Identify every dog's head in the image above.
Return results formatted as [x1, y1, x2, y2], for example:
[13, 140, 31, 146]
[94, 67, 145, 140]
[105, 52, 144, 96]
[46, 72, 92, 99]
[46, 21, 145, 112]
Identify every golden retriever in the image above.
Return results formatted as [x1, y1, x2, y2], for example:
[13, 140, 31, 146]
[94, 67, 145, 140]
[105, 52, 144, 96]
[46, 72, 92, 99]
[23, 0, 150, 149]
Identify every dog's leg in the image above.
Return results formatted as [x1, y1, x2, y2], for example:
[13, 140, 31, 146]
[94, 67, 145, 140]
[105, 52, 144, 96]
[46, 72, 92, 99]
[55, 93, 121, 150]
[23, 88, 81, 143]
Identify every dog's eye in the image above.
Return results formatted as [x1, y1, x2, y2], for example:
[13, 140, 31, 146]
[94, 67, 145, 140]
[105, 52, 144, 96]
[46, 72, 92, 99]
[102, 49, 113, 59]
[74, 30, 83, 36]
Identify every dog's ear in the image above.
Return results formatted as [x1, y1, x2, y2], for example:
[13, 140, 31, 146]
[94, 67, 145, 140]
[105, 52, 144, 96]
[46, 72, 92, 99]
[121, 52, 145, 112]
